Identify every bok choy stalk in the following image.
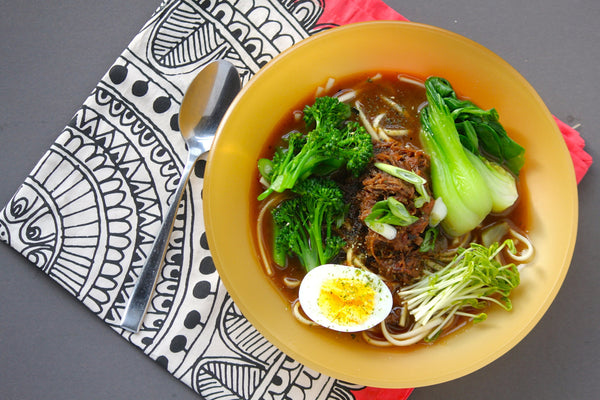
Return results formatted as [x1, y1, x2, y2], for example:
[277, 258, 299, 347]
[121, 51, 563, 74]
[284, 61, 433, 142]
[464, 150, 518, 213]
[419, 79, 493, 237]
[399, 240, 520, 341]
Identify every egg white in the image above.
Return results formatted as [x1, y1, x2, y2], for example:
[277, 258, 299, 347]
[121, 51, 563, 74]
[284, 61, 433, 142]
[298, 264, 393, 332]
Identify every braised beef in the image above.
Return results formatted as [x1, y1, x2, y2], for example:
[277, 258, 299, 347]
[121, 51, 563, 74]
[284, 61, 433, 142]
[343, 141, 434, 286]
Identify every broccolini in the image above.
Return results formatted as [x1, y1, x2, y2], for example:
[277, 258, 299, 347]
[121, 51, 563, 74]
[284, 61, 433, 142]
[258, 96, 373, 201]
[271, 177, 347, 272]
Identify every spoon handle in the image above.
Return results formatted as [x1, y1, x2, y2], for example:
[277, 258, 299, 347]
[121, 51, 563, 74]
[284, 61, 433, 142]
[120, 150, 201, 332]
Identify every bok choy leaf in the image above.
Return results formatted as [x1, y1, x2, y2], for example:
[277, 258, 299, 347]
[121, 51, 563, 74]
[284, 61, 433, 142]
[427, 77, 525, 176]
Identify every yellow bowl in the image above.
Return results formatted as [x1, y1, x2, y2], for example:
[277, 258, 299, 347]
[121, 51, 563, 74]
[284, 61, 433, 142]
[204, 21, 578, 388]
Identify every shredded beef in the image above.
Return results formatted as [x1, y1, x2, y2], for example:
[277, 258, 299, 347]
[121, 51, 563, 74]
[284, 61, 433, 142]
[347, 141, 434, 286]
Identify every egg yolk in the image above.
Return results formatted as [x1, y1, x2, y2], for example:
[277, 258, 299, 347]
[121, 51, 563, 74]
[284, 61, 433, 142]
[317, 277, 376, 326]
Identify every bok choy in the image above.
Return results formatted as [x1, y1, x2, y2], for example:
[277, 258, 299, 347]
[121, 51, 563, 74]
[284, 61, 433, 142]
[419, 79, 493, 237]
[419, 77, 523, 236]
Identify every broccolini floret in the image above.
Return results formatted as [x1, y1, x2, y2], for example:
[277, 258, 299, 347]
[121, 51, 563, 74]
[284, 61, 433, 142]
[257, 96, 373, 201]
[271, 177, 347, 272]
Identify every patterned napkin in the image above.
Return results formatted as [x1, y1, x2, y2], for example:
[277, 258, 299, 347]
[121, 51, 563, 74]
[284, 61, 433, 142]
[0, 1, 591, 400]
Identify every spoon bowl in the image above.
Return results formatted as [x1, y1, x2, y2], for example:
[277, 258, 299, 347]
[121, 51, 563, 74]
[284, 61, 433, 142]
[120, 60, 241, 333]
[179, 61, 242, 154]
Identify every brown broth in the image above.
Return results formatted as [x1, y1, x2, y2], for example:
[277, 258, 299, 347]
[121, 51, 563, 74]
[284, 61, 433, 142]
[250, 72, 530, 347]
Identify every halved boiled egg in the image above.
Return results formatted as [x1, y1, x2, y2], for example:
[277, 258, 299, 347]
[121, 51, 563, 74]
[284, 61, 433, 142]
[298, 264, 393, 332]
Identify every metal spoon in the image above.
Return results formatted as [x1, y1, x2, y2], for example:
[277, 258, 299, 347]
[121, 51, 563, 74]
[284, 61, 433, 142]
[120, 60, 241, 333]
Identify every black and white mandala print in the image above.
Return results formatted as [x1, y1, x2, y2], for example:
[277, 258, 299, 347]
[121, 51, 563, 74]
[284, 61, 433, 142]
[0, 0, 370, 399]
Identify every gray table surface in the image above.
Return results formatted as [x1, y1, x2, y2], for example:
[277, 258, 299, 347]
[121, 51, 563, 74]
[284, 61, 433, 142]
[1, 1, 598, 399]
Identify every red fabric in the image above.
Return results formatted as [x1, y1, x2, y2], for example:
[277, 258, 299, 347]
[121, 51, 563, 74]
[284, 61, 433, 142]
[353, 386, 414, 400]
[553, 116, 592, 183]
[318, 0, 408, 26]
[317, 1, 591, 398]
